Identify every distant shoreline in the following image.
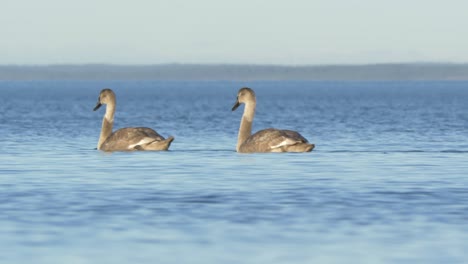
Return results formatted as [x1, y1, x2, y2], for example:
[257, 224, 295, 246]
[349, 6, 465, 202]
[1, 63, 468, 81]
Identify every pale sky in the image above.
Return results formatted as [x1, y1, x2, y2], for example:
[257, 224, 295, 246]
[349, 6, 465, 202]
[1, 0, 468, 65]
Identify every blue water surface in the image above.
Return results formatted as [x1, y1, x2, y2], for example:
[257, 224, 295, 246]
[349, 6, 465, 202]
[0, 80, 467, 263]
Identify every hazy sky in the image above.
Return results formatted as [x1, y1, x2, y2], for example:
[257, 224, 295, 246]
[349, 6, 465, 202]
[1, 0, 468, 65]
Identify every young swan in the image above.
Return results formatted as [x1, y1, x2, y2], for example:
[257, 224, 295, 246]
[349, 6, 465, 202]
[93, 88, 174, 152]
[232, 87, 314, 153]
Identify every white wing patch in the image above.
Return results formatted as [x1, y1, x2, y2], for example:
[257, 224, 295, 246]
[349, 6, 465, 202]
[270, 137, 298, 149]
[128, 137, 156, 149]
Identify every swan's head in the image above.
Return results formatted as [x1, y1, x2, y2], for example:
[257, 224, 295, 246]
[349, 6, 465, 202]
[232, 87, 256, 111]
[93, 88, 116, 111]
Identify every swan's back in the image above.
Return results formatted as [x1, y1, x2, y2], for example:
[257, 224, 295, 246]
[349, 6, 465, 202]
[239, 128, 314, 153]
[100, 127, 173, 151]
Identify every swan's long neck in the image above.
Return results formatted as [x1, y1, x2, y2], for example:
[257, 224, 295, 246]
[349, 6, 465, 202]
[97, 103, 115, 150]
[236, 101, 256, 152]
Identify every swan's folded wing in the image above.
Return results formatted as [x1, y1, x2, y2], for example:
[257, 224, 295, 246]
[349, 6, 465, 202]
[133, 127, 165, 141]
[281, 130, 309, 143]
[240, 128, 306, 152]
[101, 127, 165, 151]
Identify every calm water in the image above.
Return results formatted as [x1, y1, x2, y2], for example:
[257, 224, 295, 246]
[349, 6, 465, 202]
[1, 80, 468, 264]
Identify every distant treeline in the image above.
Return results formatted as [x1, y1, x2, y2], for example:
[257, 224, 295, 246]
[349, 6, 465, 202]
[1, 63, 468, 81]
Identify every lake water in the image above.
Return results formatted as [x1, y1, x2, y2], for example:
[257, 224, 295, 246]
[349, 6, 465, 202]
[1, 80, 467, 263]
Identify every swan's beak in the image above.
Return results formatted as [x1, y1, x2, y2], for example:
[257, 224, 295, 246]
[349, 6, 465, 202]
[93, 101, 102, 111]
[232, 98, 240, 111]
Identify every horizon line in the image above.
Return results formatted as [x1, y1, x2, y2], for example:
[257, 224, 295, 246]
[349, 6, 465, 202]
[2, 62, 468, 67]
